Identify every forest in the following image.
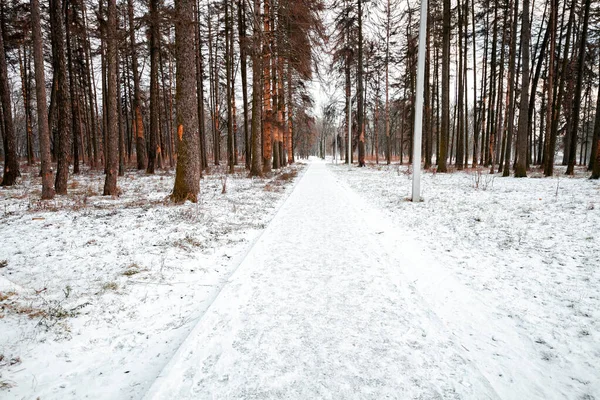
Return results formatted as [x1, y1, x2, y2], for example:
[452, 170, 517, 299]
[1, 0, 599, 397]
[0, 0, 598, 199]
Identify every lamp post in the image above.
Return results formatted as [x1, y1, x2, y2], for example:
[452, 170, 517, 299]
[347, 92, 352, 167]
[412, 0, 428, 202]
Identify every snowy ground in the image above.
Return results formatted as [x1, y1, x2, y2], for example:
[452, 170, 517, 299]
[143, 159, 499, 400]
[2, 158, 598, 400]
[0, 162, 304, 399]
[328, 160, 600, 400]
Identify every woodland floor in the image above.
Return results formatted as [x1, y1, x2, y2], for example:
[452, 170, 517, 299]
[1, 158, 599, 400]
[0, 161, 303, 399]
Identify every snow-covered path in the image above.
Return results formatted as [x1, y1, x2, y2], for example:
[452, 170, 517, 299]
[144, 160, 499, 399]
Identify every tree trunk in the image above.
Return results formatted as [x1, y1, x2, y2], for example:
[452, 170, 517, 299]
[545, 0, 574, 176]
[148, 0, 160, 174]
[172, 0, 201, 201]
[566, 0, 590, 175]
[127, 0, 147, 170]
[249, 0, 262, 176]
[49, 0, 70, 193]
[515, 0, 531, 177]
[18, 45, 35, 166]
[195, 0, 207, 171]
[439, 0, 450, 172]
[103, 0, 119, 195]
[502, 0, 518, 177]
[591, 90, 600, 178]
[238, 0, 250, 169]
[66, 0, 81, 174]
[262, 0, 272, 173]
[225, 0, 234, 173]
[0, 1, 19, 186]
[357, 0, 366, 167]
[31, 0, 54, 198]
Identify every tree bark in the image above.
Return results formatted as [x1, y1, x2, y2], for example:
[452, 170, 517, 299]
[238, 0, 250, 169]
[127, 0, 148, 170]
[357, 0, 365, 167]
[566, 0, 590, 175]
[0, 1, 19, 186]
[502, 0, 518, 177]
[171, 0, 201, 201]
[147, 0, 160, 173]
[31, 0, 54, 198]
[439, 0, 450, 172]
[49, 0, 70, 193]
[103, 0, 119, 195]
[262, 0, 272, 173]
[515, 0, 531, 177]
[591, 90, 600, 179]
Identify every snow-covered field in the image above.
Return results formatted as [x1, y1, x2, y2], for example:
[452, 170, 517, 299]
[0, 162, 303, 399]
[329, 161, 600, 400]
[2, 158, 598, 400]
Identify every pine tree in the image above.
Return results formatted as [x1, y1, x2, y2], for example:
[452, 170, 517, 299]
[171, 0, 201, 202]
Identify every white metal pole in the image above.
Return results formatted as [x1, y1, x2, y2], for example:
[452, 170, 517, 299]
[348, 93, 352, 167]
[412, 0, 428, 202]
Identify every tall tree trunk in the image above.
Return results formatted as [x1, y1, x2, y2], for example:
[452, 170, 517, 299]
[226, 0, 234, 173]
[591, 89, 600, 178]
[262, 0, 272, 173]
[249, 0, 262, 176]
[103, 0, 118, 195]
[0, 1, 19, 186]
[385, 0, 391, 165]
[118, 57, 125, 176]
[195, 0, 207, 170]
[147, 0, 160, 173]
[287, 54, 294, 164]
[18, 45, 35, 166]
[49, 0, 70, 193]
[356, 0, 366, 167]
[66, 0, 81, 174]
[566, 0, 590, 175]
[31, 0, 54, 198]
[238, 0, 250, 169]
[456, 1, 465, 170]
[128, 0, 147, 170]
[502, 0, 519, 177]
[515, 0, 531, 177]
[545, 0, 574, 176]
[82, 1, 100, 168]
[439, 0, 450, 172]
[471, 0, 479, 167]
[172, 0, 200, 201]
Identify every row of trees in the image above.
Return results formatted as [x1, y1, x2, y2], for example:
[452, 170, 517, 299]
[2, 0, 599, 201]
[0, 0, 325, 200]
[324, 0, 600, 178]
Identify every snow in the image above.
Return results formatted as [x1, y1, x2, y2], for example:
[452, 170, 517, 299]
[144, 159, 499, 399]
[2, 158, 599, 399]
[328, 161, 600, 399]
[0, 162, 303, 399]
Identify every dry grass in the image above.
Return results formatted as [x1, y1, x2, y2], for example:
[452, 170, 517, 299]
[122, 263, 142, 276]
